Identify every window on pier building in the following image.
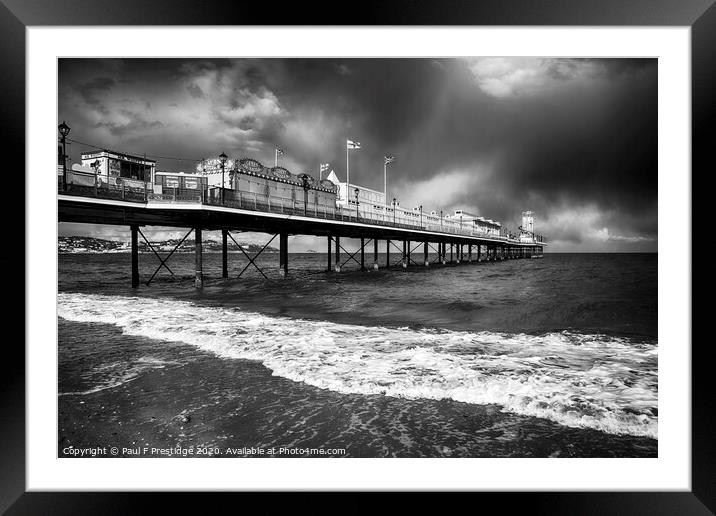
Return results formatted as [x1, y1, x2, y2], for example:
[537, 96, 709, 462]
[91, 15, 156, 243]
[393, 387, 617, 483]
[119, 161, 151, 181]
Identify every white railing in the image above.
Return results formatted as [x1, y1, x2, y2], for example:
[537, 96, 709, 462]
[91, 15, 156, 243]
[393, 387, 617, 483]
[59, 178, 543, 244]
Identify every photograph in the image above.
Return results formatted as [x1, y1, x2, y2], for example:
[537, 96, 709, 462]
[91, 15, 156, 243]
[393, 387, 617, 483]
[56, 56, 658, 459]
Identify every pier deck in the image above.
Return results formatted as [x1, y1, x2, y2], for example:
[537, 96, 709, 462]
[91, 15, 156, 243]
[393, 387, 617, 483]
[58, 182, 546, 288]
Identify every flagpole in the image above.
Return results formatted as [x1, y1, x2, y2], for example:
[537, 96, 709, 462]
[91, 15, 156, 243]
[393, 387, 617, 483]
[346, 143, 350, 190]
[275, 148, 278, 167]
[384, 161, 387, 209]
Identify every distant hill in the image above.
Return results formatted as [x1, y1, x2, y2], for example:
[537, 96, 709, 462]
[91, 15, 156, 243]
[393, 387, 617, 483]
[58, 236, 278, 254]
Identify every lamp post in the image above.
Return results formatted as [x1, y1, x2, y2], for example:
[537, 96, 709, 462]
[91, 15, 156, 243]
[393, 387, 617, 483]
[58, 121, 70, 191]
[219, 152, 227, 205]
[440, 210, 443, 228]
[300, 174, 310, 215]
[392, 198, 397, 225]
[419, 205, 423, 227]
[354, 188, 360, 221]
[92, 159, 100, 196]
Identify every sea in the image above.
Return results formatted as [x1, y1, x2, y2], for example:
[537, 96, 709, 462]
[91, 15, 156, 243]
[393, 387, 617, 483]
[58, 251, 658, 458]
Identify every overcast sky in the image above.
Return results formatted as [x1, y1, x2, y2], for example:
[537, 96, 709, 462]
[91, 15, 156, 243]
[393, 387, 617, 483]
[58, 58, 657, 252]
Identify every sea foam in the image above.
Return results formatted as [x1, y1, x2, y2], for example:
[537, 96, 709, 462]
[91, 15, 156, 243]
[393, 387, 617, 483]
[58, 292, 658, 438]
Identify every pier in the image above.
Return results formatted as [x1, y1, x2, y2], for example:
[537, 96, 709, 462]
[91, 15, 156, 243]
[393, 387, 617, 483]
[58, 175, 546, 288]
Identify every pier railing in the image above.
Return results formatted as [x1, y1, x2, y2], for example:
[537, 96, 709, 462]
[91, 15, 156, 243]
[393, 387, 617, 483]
[58, 172, 545, 244]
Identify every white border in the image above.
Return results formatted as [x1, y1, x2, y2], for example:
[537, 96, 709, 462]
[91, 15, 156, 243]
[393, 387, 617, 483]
[27, 27, 691, 491]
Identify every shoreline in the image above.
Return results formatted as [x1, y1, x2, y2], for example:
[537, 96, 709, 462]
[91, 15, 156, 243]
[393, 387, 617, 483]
[57, 318, 658, 458]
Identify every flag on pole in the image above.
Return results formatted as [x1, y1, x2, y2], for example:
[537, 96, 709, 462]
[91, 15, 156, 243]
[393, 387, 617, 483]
[320, 162, 330, 172]
[384, 155, 395, 165]
[347, 140, 361, 149]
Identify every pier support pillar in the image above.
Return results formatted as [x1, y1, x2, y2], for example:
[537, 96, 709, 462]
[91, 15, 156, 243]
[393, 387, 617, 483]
[424, 242, 429, 266]
[373, 239, 379, 270]
[441, 242, 446, 265]
[279, 233, 288, 276]
[407, 240, 411, 267]
[468, 244, 472, 262]
[131, 224, 139, 288]
[222, 229, 228, 278]
[194, 227, 203, 289]
[386, 239, 390, 268]
[327, 236, 332, 272]
[402, 241, 407, 268]
[450, 242, 453, 263]
[360, 238, 365, 271]
[335, 236, 341, 272]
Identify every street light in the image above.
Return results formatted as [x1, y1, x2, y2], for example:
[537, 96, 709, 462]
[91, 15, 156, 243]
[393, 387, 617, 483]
[58, 121, 70, 191]
[354, 187, 360, 220]
[91, 159, 100, 196]
[219, 152, 228, 204]
[299, 173, 310, 215]
[392, 198, 397, 225]
[419, 205, 423, 227]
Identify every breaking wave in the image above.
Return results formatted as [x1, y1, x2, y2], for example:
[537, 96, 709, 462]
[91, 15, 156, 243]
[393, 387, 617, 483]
[58, 293, 658, 438]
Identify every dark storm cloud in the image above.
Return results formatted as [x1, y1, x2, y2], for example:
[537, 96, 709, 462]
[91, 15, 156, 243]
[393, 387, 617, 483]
[58, 57, 657, 251]
[186, 83, 204, 99]
[95, 110, 164, 137]
[74, 76, 115, 114]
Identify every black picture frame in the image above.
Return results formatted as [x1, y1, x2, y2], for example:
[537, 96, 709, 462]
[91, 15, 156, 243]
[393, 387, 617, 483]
[2, 0, 708, 513]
